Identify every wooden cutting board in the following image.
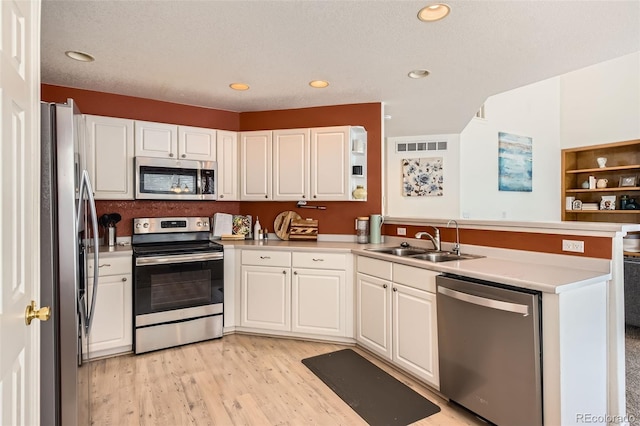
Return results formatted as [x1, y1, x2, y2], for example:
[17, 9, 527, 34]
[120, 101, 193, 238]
[273, 211, 302, 240]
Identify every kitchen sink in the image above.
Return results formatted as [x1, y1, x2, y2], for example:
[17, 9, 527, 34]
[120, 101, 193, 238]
[408, 251, 484, 262]
[364, 246, 429, 256]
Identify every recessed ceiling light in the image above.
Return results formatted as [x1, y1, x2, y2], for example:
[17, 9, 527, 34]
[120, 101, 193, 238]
[417, 3, 451, 22]
[65, 50, 95, 62]
[309, 80, 329, 88]
[229, 83, 250, 91]
[408, 69, 430, 79]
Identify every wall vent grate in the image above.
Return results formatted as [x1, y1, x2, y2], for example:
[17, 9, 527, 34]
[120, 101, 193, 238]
[396, 141, 447, 153]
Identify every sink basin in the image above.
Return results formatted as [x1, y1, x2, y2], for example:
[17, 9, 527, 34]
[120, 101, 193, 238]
[365, 246, 428, 256]
[408, 251, 484, 262]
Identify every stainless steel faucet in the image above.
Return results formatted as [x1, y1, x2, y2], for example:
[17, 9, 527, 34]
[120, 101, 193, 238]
[415, 226, 440, 251]
[447, 219, 460, 255]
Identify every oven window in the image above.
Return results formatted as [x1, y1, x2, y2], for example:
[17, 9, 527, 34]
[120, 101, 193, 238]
[135, 259, 223, 315]
[150, 270, 211, 311]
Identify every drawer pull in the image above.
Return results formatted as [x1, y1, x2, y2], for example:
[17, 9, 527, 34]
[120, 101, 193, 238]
[122, 277, 127, 282]
[383, 284, 388, 289]
[312, 258, 324, 262]
[98, 264, 111, 268]
[260, 256, 271, 260]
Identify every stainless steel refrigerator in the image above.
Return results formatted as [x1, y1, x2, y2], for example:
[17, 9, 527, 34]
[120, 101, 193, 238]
[40, 99, 100, 426]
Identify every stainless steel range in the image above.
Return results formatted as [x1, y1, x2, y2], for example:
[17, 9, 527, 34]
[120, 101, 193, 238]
[132, 217, 223, 354]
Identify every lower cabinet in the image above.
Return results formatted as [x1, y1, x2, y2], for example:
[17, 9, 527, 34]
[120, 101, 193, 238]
[356, 256, 440, 389]
[84, 252, 132, 359]
[240, 249, 351, 339]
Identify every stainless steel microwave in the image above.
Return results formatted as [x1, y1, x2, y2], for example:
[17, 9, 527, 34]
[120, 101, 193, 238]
[135, 157, 217, 200]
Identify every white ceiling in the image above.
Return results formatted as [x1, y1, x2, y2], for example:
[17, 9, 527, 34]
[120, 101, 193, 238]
[41, 0, 640, 137]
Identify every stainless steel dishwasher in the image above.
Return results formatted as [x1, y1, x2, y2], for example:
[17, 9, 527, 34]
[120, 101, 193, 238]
[436, 274, 542, 426]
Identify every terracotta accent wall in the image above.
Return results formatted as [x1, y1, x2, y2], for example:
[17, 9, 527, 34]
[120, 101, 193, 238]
[239, 103, 382, 235]
[41, 84, 239, 130]
[382, 223, 613, 259]
[41, 85, 381, 236]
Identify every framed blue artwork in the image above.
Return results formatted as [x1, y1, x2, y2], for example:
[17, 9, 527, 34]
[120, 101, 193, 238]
[498, 132, 532, 192]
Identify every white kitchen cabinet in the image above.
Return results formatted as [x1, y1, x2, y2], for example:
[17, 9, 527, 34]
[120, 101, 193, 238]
[291, 251, 347, 337]
[273, 128, 310, 200]
[135, 120, 216, 161]
[356, 272, 392, 360]
[216, 130, 239, 200]
[240, 250, 291, 331]
[178, 125, 217, 161]
[310, 126, 367, 201]
[83, 253, 132, 359]
[240, 130, 272, 200]
[356, 256, 440, 388]
[85, 115, 135, 200]
[239, 249, 353, 339]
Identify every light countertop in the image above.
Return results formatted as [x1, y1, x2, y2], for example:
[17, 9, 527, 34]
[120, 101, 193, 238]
[219, 238, 611, 294]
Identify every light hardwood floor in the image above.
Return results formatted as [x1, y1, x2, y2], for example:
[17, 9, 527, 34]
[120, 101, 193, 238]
[89, 334, 485, 425]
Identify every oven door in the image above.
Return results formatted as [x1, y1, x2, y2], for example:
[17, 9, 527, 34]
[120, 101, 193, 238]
[134, 252, 223, 317]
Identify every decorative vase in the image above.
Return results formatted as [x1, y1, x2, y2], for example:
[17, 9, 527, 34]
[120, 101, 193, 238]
[352, 185, 367, 200]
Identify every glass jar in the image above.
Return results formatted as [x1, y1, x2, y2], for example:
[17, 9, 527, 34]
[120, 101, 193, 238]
[355, 216, 369, 244]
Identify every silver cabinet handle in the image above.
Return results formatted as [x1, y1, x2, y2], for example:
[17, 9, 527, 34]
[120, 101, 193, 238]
[438, 286, 530, 316]
[98, 264, 111, 268]
[260, 256, 271, 259]
[312, 258, 324, 262]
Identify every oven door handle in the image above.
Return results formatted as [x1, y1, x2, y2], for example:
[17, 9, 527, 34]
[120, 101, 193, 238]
[136, 252, 223, 266]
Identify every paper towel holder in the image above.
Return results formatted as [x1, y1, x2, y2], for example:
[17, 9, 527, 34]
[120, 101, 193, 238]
[296, 200, 326, 210]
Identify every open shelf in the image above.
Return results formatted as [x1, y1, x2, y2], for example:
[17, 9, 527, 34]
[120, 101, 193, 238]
[566, 187, 640, 193]
[565, 165, 640, 174]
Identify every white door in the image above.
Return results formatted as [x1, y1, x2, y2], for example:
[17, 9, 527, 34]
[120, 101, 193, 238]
[356, 273, 392, 360]
[216, 130, 239, 200]
[240, 131, 272, 200]
[291, 268, 345, 336]
[178, 125, 216, 161]
[134, 120, 177, 158]
[0, 0, 41, 424]
[310, 126, 350, 200]
[241, 266, 290, 331]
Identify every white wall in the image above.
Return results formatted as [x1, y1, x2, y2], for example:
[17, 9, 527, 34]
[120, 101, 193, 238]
[385, 134, 460, 218]
[560, 52, 640, 148]
[384, 52, 639, 221]
[459, 77, 562, 221]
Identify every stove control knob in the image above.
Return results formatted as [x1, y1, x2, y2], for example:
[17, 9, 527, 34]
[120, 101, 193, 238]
[196, 221, 202, 227]
[135, 223, 141, 229]
[143, 223, 149, 228]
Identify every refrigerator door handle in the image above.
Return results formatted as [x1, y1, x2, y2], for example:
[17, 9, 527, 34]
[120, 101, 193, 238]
[77, 169, 100, 333]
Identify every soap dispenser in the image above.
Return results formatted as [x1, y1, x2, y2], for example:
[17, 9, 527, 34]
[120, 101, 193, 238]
[254, 217, 262, 240]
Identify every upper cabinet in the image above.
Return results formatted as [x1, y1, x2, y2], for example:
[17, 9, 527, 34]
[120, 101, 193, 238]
[135, 121, 216, 162]
[562, 139, 640, 223]
[216, 130, 239, 201]
[311, 126, 367, 201]
[273, 128, 310, 201]
[85, 115, 135, 200]
[240, 131, 273, 200]
[240, 125, 367, 201]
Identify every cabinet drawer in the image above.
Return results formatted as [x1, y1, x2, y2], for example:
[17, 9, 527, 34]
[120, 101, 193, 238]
[393, 264, 438, 293]
[242, 250, 291, 267]
[88, 255, 132, 277]
[292, 252, 347, 270]
[357, 256, 392, 281]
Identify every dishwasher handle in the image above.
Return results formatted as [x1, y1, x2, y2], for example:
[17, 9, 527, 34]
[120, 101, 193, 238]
[438, 286, 530, 316]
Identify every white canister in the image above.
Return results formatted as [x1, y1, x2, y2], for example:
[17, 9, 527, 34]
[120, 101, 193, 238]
[565, 196, 575, 210]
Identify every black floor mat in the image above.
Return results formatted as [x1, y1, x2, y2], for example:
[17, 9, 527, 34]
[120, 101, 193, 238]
[302, 349, 441, 425]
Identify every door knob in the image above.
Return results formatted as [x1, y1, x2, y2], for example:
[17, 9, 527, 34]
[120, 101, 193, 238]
[25, 300, 51, 326]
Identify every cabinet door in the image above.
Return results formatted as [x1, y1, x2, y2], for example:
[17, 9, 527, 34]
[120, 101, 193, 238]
[178, 125, 216, 161]
[292, 268, 346, 337]
[392, 283, 439, 388]
[356, 273, 392, 360]
[310, 126, 350, 201]
[241, 266, 290, 331]
[240, 131, 272, 200]
[216, 130, 239, 200]
[273, 128, 310, 200]
[134, 120, 177, 158]
[83, 274, 133, 359]
[85, 115, 135, 200]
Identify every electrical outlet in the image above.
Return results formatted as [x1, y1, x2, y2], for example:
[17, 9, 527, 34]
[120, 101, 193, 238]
[397, 227, 406, 236]
[562, 239, 585, 253]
